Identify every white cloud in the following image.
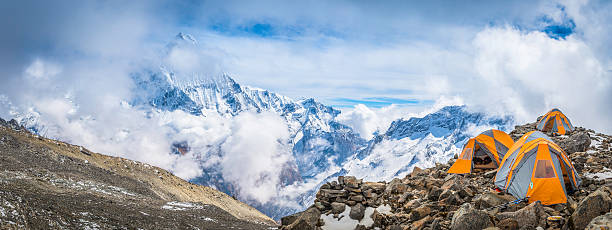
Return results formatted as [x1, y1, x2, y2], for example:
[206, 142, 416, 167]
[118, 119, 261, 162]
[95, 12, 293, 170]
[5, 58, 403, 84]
[470, 26, 611, 132]
[337, 96, 465, 139]
[220, 111, 291, 203]
[24, 59, 62, 80]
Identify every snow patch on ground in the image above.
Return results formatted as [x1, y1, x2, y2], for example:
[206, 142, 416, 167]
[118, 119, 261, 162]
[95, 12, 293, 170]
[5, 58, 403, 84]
[585, 167, 612, 180]
[162, 201, 205, 211]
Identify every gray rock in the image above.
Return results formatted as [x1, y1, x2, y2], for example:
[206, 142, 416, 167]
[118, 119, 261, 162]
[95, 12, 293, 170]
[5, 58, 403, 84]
[427, 187, 443, 201]
[451, 203, 493, 230]
[330, 202, 345, 214]
[385, 178, 408, 195]
[362, 182, 386, 192]
[474, 192, 514, 209]
[571, 187, 612, 230]
[350, 195, 364, 202]
[281, 211, 301, 226]
[585, 212, 612, 230]
[496, 201, 548, 229]
[344, 176, 360, 188]
[285, 207, 321, 230]
[349, 203, 366, 220]
[556, 131, 591, 154]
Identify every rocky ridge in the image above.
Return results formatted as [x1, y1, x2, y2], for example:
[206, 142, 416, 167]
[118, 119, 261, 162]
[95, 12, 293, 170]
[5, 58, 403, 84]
[281, 123, 612, 230]
[0, 118, 277, 229]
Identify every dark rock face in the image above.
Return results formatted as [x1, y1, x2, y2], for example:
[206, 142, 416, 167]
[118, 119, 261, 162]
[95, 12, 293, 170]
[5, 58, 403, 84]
[451, 203, 493, 230]
[570, 187, 612, 230]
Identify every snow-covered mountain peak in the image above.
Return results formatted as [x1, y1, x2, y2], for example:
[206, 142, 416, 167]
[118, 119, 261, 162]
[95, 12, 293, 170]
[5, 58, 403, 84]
[175, 32, 197, 44]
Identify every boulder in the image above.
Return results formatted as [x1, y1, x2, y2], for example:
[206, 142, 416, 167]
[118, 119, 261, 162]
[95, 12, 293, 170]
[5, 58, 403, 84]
[411, 215, 433, 230]
[344, 176, 360, 188]
[585, 212, 612, 230]
[410, 205, 432, 221]
[556, 131, 591, 154]
[440, 192, 462, 206]
[330, 202, 345, 214]
[411, 167, 425, 177]
[362, 182, 386, 192]
[363, 189, 377, 198]
[474, 192, 514, 209]
[570, 187, 612, 230]
[350, 195, 364, 202]
[285, 207, 321, 230]
[427, 187, 443, 201]
[350, 203, 366, 220]
[496, 218, 518, 230]
[386, 178, 408, 194]
[496, 201, 548, 229]
[281, 211, 302, 226]
[319, 189, 346, 198]
[457, 186, 474, 199]
[451, 203, 493, 230]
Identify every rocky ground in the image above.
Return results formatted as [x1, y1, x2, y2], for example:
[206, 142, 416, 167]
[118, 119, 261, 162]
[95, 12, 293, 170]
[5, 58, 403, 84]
[281, 123, 612, 230]
[0, 118, 277, 229]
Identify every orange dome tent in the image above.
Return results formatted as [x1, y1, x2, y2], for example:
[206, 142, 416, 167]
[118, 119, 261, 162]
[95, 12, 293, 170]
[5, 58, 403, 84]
[448, 129, 514, 174]
[536, 108, 574, 135]
[494, 131, 581, 205]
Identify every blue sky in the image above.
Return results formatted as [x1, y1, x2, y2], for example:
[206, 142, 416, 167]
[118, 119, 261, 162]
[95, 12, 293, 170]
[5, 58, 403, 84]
[0, 0, 611, 131]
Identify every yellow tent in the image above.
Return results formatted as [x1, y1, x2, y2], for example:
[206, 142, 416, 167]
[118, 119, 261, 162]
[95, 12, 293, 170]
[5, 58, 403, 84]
[536, 108, 574, 135]
[448, 129, 514, 174]
[494, 131, 581, 205]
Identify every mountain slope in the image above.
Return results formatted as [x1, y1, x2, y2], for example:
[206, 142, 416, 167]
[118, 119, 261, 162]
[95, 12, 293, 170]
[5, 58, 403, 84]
[0, 118, 276, 229]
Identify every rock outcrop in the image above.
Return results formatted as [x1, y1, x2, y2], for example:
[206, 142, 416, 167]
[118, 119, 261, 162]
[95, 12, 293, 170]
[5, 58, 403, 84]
[281, 123, 612, 230]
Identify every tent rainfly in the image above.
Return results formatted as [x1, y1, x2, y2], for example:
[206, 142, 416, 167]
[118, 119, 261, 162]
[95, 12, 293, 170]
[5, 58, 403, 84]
[448, 129, 514, 174]
[495, 131, 581, 205]
[536, 108, 574, 135]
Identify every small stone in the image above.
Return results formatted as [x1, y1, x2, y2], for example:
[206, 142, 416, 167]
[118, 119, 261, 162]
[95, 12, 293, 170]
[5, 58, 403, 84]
[344, 176, 360, 188]
[451, 203, 493, 230]
[362, 182, 386, 192]
[314, 202, 325, 210]
[427, 187, 443, 201]
[350, 195, 364, 202]
[349, 203, 366, 220]
[410, 205, 431, 221]
[411, 215, 433, 230]
[331, 202, 345, 214]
